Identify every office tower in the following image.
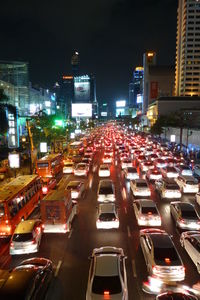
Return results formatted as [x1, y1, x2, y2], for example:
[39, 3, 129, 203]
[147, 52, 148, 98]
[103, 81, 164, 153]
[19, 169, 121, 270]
[175, 0, 200, 96]
[133, 67, 144, 109]
[71, 51, 80, 77]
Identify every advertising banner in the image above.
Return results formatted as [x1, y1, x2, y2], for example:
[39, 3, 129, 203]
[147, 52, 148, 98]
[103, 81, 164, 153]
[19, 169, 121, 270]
[74, 81, 90, 102]
[150, 82, 158, 99]
[72, 103, 92, 117]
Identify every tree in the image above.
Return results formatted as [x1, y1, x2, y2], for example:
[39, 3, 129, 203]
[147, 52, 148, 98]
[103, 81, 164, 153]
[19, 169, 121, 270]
[150, 115, 168, 137]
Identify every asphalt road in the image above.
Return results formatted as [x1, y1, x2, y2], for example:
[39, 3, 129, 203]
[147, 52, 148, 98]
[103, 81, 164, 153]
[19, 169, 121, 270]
[2, 148, 200, 299]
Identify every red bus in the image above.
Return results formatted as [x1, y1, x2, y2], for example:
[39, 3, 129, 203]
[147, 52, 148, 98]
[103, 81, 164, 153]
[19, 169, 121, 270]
[0, 175, 42, 237]
[36, 153, 63, 180]
[40, 177, 78, 233]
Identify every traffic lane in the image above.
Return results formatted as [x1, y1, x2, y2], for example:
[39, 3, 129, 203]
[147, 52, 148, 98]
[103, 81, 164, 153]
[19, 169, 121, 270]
[150, 185, 200, 291]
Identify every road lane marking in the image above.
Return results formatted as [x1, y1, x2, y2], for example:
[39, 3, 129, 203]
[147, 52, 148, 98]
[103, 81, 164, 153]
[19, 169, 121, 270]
[68, 228, 73, 239]
[54, 260, 62, 277]
[121, 187, 127, 200]
[132, 259, 137, 278]
[127, 225, 131, 237]
[89, 177, 93, 189]
[124, 207, 127, 214]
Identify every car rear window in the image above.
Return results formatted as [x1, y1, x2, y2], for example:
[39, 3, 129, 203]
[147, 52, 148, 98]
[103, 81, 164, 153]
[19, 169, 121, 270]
[92, 275, 122, 294]
[137, 182, 148, 188]
[12, 233, 33, 242]
[99, 187, 113, 194]
[141, 207, 157, 214]
[166, 184, 179, 190]
[99, 213, 116, 221]
[154, 246, 179, 264]
[186, 180, 197, 185]
[181, 210, 198, 219]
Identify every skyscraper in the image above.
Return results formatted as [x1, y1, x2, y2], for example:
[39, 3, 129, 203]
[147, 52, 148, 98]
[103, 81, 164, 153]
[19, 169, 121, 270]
[175, 0, 200, 96]
[133, 66, 144, 109]
[71, 51, 80, 77]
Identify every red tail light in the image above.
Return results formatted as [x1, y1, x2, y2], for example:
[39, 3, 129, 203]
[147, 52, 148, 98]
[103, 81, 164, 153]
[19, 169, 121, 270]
[104, 291, 110, 295]
[10, 242, 14, 248]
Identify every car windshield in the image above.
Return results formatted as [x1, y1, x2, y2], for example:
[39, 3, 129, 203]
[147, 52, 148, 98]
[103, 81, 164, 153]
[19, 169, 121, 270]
[154, 246, 179, 264]
[186, 181, 197, 185]
[65, 163, 73, 167]
[99, 213, 116, 221]
[12, 233, 33, 242]
[101, 166, 109, 170]
[181, 209, 198, 219]
[99, 187, 113, 194]
[142, 207, 158, 214]
[92, 275, 122, 294]
[77, 165, 86, 170]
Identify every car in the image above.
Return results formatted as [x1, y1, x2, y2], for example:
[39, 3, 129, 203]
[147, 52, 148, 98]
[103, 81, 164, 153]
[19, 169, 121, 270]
[193, 164, 200, 178]
[155, 178, 182, 199]
[124, 166, 139, 180]
[133, 199, 161, 226]
[41, 177, 57, 195]
[161, 166, 179, 179]
[180, 231, 200, 274]
[175, 175, 199, 193]
[130, 179, 151, 197]
[86, 246, 128, 300]
[196, 192, 200, 206]
[0, 257, 53, 299]
[66, 180, 85, 199]
[175, 164, 193, 176]
[97, 180, 115, 202]
[136, 154, 146, 165]
[146, 168, 162, 182]
[10, 219, 43, 255]
[148, 153, 159, 162]
[63, 161, 74, 174]
[74, 162, 89, 177]
[96, 203, 119, 229]
[156, 291, 198, 300]
[154, 159, 167, 169]
[98, 164, 110, 177]
[84, 153, 93, 162]
[102, 154, 113, 164]
[82, 157, 91, 165]
[140, 228, 185, 282]
[121, 158, 132, 169]
[170, 202, 200, 230]
[140, 161, 154, 172]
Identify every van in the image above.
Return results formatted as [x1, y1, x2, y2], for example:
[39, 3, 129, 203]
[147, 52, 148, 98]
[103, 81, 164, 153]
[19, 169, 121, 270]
[97, 179, 115, 202]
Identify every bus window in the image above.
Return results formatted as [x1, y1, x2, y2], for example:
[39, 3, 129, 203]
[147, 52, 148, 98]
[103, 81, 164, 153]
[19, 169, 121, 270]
[37, 162, 49, 168]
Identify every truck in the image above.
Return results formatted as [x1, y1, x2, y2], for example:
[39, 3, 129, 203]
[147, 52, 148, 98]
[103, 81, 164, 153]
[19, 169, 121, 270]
[40, 177, 78, 233]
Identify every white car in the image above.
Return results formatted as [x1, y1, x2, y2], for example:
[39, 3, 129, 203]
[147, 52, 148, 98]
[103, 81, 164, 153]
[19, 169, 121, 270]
[140, 161, 154, 172]
[146, 168, 162, 182]
[154, 159, 167, 169]
[97, 180, 115, 202]
[124, 167, 139, 180]
[196, 192, 200, 206]
[63, 162, 74, 174]
[121, 158, 132, 170]
[155, 178, 181, 199]
[170, 201, 200, 230]
[130, 179, 151, 197]
[103, 155, 113, 164]
[98, 164, 110, 177]
[66, 181, 85, 199]
[140, 228, 185, 282]
[180, 231, 200, 274]
[161, 166, 179, 179]
[74, 163, 89, 177]
[86, 246, 128, 300]
[133, 199, 161, 226]
[96, 203, 119, 229]
[175, 165, 193, 176]
[175, 175, 199, 193]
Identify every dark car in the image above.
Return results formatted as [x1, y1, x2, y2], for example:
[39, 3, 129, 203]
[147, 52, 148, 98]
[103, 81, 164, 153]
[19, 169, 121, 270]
[0, 257, 53, 299]
[156, 291, 198, 299]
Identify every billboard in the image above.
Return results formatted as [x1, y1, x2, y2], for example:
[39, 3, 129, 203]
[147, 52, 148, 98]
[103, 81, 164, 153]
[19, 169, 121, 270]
[101, 112, 107, 117]
[116, 100, 126, 107]
[116, 108, 125, 117]
[74, 76, 90, 102]
[72, 103, 92, 117]
[137, 94, 143, 104]
[150, 81, 158, 99]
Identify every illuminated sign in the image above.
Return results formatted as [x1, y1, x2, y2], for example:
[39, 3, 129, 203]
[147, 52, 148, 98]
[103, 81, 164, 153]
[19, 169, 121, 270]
[147, 52, 154, 57]
[8, 152, 20, 168]
[72, 103, 92, 117]
[116, 108, 125, 117]
[170, 135, 176, 142]
[135, 67, 144, 71]
[137, 94, 143, 104]
[40, 142, 47, 153]
[63, 76, 73, 79]
[74, 79, 90, 102]
[101, 112, 107, 117]
[116, 100, 126, 107]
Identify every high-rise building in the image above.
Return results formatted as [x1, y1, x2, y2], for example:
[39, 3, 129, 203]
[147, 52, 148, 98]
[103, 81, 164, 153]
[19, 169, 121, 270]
[175, 0, 200, 96]
[133, 66, 144, 109]
[71, 51, 80, 76]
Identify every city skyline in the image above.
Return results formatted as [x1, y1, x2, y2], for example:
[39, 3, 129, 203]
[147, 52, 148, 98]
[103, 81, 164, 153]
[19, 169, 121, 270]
[0, 0, 177, 103]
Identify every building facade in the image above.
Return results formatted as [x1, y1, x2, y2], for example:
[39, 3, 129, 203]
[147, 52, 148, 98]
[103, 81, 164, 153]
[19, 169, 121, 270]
[133, 67, 144, 109]
[175, 0, 200, 96]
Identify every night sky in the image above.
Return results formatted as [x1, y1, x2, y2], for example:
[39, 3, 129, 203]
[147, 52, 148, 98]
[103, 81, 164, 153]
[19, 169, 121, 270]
[0, 0, 177, 103]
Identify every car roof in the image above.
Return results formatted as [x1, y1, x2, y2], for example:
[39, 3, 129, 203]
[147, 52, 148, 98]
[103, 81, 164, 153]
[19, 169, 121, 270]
[0, 266, 37, 297]
[14, 220, 38, 234]
[95, 255, 119, 276]
[150, 233, 173, 248]
[175, 202, 195, 211]
[99, 203, 115, 213]
[67, 181, 82, 187]
[137, 200, 156, 207]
